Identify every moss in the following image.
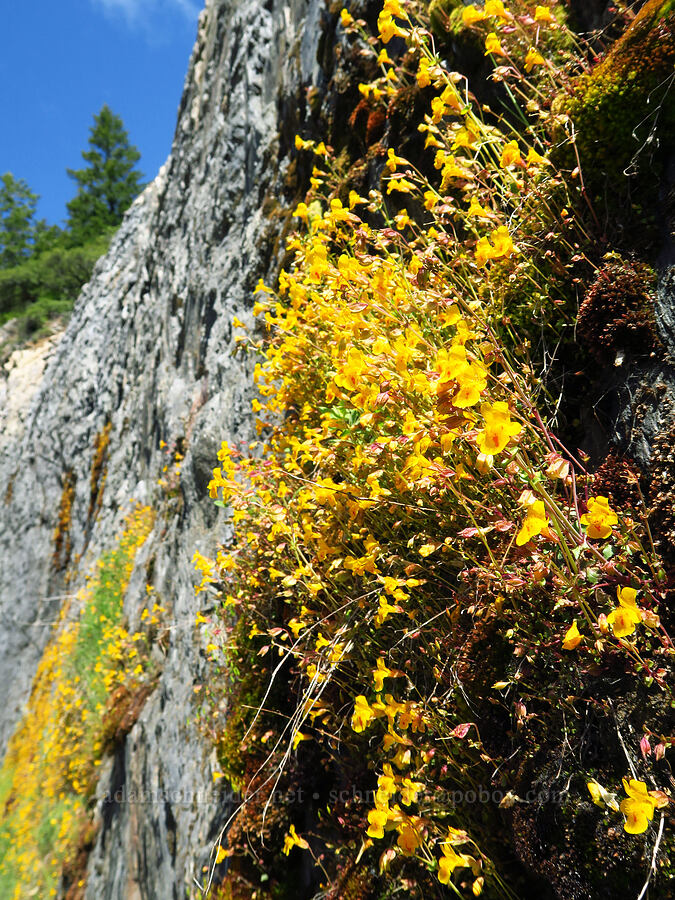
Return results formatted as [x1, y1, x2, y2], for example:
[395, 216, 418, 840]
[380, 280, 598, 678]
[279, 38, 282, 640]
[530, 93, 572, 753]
[53, 470, 76, 571]
[99, 681, 156, 755]
[593, 453, 644, 511]
[648, 414, 675, 585]
[576, 258, 661, 363]
[3, 471, 15, 505]
[561, 0, 675, 242]
[88, 420, 112, 524]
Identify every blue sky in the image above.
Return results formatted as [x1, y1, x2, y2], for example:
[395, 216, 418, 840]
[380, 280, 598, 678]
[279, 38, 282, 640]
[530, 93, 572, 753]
[1, 0, 200, 225]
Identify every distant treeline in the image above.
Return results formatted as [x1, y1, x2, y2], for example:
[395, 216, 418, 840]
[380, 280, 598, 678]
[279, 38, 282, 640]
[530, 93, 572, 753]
[0, 105, 143, 339]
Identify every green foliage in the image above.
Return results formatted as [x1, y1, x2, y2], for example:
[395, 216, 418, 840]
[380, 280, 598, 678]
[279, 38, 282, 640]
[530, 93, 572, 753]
[71, 539, 133, 713]
[0, 173, 38, 268]
[0, 107, 142, 341]
[0, 231, 112, 336]
[66, 104, 144, 244]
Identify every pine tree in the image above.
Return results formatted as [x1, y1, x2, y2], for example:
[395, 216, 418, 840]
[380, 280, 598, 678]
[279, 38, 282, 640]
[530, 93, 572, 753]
[66, 105, 144, 243]
[0, 173, 38, 268]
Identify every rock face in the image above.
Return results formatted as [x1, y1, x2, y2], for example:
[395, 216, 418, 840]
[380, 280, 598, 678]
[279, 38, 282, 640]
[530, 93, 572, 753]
[0, 0, 330, 895]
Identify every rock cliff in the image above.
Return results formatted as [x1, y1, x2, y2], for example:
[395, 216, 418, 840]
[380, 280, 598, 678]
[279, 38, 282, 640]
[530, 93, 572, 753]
[0, 0, 330, 894]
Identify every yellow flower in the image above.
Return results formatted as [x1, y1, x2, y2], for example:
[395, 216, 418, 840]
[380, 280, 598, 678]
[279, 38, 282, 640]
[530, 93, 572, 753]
[562, 620, 582, 650]
[340, 7, 353, 27]
[453, 362, 488, 408]
[367, 806, 389, 838]
[500, 140, 522, 168]
[294, 134, 314, 151]
[400, 777, 425, 806]
[373, 657, 395, 691]
[378, 11, 406, 43]
[526, 147, 549, 167]
[516, 499, 548, 546]
[283, 824, 310, 855]
[352, 695, 375, 732]
[580, 496, 618, 539]
[534, 5, 553, 23]
[484, 0, 512, 19]
[214, 845, 229, 864]
[386, 147, 407, 172]
[397, 822, 423, 854]
[462, 4, 485, 25]
[607, 586, 642, 639]
[620, 779, 658, 834]
[417, 57, 431, 88]
[376, 765, 397, 805]
[484, 32, 506, 56]
[474, 235, 493, 267]
[438, 843, 473, 884]
[288, 617, 307, 637]
[292, 731, 312, 750]
[524, 47, 545, 72]
[475, 401, 522, 456]
[587, 779, 620, 812]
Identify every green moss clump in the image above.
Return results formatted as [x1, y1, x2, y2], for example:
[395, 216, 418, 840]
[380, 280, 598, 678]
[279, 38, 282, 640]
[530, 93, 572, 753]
[561, 0, 675, 240]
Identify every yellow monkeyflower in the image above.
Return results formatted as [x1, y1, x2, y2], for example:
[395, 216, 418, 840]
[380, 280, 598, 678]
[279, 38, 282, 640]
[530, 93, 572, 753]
[526, 147, 549, 167]
[400, 777, 425, 806]
[367, 806, 389, 838]
[484, 32, 506, 56]
[607, 586, 642, 639]
[282, 824, 310, 855]
[581, 496, 618, 539]
[352, 695, 375, 732]
[397, 822, 423, 854]
[340, 7, 353, 27]
[524, 47, 545, 72]
[462, 4, 485, 25]
[378, 11, 406, 43]
[587, 779, 620, 812]
[516, 499, 548, 546]
[438, 843, 473, 884]
[562, 620, 582, 650]
[292, 731, 312, 750]
[484, 0, 512, 19]
[376, 764, 397, 805]
[475, 401, 522, 456]
[620, 779, 658, 834]
[534, 5, 553, 23]
[467, 197, 493, 217]
[386, 147, 407, 172]
[373, 657, 395, 691]
[475, 225, 516, 265]
[500, 140, 522, 168]
[453, 362, 488, 408]
[417, 56, 431, 88]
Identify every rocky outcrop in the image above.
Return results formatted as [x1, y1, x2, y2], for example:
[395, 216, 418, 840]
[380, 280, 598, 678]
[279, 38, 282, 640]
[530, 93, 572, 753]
[0, 0, 332, 895]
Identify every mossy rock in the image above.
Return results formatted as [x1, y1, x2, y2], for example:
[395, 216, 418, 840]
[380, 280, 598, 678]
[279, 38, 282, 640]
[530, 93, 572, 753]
[559, 0, 675, 241]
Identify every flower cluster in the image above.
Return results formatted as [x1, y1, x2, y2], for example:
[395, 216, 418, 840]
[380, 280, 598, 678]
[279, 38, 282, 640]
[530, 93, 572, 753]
[0, 507, 154, 898]
[198, 1, 673, 896]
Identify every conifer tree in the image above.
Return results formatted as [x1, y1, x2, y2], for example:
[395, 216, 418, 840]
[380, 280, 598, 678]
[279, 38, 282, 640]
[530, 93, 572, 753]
[0, 173, 38, 268]
[66, 105, 144, 243]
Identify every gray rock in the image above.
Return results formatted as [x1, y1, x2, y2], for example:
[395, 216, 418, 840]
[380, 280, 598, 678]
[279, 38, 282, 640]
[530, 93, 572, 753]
[0, 0, 333, 895]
